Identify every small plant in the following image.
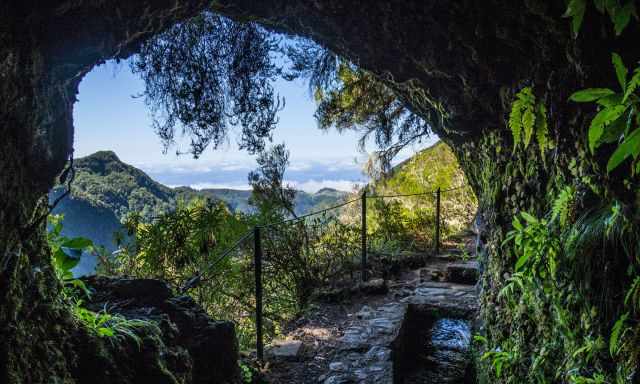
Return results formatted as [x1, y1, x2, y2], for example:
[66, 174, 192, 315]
[481, 348, 516, 378]
[570, 52, 640, 174]
[239, 362, 253, 383]
[569, 372, 607, 384]
[508, 87, 551, 156]
[503, 212, 559, 278]
[563, 0, 638, 37]
[47, 214, 93, 297]
[48, 215, 154, 346]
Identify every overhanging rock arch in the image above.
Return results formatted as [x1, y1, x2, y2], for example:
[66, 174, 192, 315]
[2, 1, 639, 382]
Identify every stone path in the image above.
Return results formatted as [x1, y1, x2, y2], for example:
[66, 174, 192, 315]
[263, 250, 479, 384]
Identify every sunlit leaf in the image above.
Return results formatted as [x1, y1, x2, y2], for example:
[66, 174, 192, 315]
[589, 105, 628, 153]
[612, 53, 628, 90]
[515, 254, 530, 271]
[520, 211, 538, 224]
[569, 88, 615, 102]
[607, 128, 640, 172]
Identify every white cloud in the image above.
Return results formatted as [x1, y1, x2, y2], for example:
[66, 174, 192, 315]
[286, 179, 363, 193]
[220, 164, 251, 171]
[288, 162, 313, 172]
[138, 159, 253, 175]
[189, 182, 252, 190]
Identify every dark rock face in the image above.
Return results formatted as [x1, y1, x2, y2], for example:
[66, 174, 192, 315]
[445, 262, 479, 286]
[80, 276, 240, 384]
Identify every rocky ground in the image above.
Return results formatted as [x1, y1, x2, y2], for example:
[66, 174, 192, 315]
[261, 240, 480, 384]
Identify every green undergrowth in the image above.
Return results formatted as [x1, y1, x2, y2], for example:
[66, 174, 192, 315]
[48, 215, 157, 347]
[475, 184, 639, 383]
[469, 47, 640, 381]
[366, 141, 477, 251]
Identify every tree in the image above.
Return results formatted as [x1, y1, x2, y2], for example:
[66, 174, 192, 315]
[131, 12, 283, 158]
[284, 40, 435, 174]
[248, 143, 297, 218]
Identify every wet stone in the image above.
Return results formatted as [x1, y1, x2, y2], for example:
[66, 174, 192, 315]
[267, 340, 304, 360]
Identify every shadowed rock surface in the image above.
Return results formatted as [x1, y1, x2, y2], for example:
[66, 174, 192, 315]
[80, 276, 241, 383]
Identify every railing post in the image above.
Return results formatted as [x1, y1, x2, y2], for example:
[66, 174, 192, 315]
[434, 187, 441, 255]
[254, 226, 264, 362]
[361, 190, 368, 282]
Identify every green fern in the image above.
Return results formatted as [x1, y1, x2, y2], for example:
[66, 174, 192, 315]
[509, 87, 535, 150]
[509, 87, 551, 156]
[509, 99, 524, 150]
[536, 103, 550, 156]
[623, 67, 640, 103]
[609, 312, 629, 356]
[551, 186, 575, 227]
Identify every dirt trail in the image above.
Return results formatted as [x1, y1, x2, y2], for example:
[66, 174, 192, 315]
[262, 236, 480, 384]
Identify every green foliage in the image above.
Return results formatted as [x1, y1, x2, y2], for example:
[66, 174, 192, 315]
[551, 186, 575, 227]
[309, 59, 438, 172]
[369, 141, 477, 250]
[47, 214, 93, 297]
[107, 197, 362, 349]
[570, 53, 640, 173]
[73, 304, 154, 347]
[481, 349, 517, 378]
[564, 0, 638, 37]
[504, 212, 559, 277]
[484, 192, 640, 383]
[107, 198, 251, 284]
[64, 151, 175, 222]
[239, 362, 253, 383]
[509, 87, 552, 156]
[48, 215, 154, 346]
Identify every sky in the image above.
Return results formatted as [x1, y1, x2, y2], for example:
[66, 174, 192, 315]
[73, 60, 437, 192]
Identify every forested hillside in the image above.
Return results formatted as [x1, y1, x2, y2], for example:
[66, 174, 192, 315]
[50, 151, 350, 274]
[373, 141, 477, 238]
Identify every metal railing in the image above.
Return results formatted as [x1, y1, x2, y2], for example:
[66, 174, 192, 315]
[182, 185, 467, 360]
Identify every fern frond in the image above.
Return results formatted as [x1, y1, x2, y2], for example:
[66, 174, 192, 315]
[509, 100, 523, 150]
[551, 186, 574, 227]
[535, 103, 549, 157]
[509, 87, 536, 151]
[610, 312, 629, 357]
[623, 67, 640, 102]
[523, 108, 536, 148]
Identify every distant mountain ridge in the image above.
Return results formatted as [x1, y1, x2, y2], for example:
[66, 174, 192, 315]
[50, 151, 350, 275]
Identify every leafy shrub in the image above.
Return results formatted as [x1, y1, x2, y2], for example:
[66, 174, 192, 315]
[481, 190, 640, 383]
[48, 215, 154, 345]
[571, 53, 640, 173]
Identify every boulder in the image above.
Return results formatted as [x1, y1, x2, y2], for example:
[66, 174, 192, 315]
[445, 262, 479, 285]
[267, 340, 304, 361]
[81, 276, 240, 384]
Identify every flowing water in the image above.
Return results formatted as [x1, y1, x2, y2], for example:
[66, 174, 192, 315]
[404, 318, 474, 383]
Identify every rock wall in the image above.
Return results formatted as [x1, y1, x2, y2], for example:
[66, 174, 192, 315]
[79, 276, 240, 383]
